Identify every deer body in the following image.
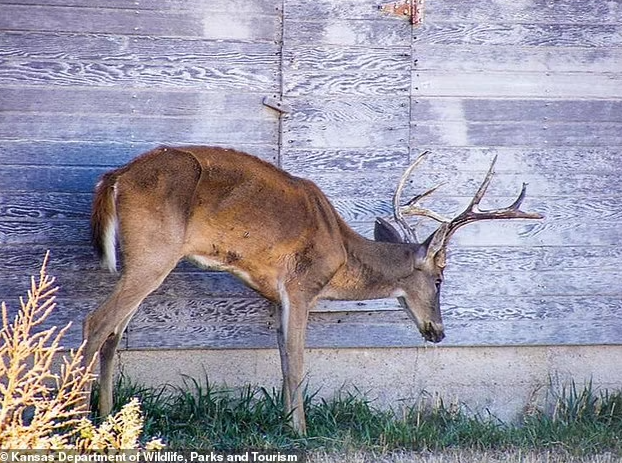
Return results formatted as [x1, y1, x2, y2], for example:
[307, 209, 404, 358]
[85, 145, 541, 434]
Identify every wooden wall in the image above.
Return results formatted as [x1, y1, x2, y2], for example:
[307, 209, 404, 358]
[0, 0, 620, 350]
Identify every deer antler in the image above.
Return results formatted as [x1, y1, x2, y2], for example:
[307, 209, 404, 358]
[441, 155, 544, 245]
[391, 152, 543, 248]
[392, 151, 449, 243]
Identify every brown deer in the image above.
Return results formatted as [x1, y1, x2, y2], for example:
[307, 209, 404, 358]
[84, 145, 542, 434]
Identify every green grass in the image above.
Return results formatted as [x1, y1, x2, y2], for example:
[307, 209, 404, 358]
[97, 375, 622, 457]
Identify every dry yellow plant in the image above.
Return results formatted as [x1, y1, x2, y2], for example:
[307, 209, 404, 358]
[0, 253, 163, 450]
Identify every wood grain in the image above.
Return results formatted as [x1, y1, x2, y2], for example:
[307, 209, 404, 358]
[3, 0, 280, 15]
[0, 114, 277, 145]
[306, 170, 622, 199]
[416, 23, 622, 48]
[285, 71, 410, 97]
[412, 70, 622, 99]
[0, 4, 280, 40]
[412, 98, 622, 123]
[414, 45, 622, 74]
[412, 121, 622, 147]
[283, 20, 411, 47]
[284, 46, 410, 72]
[0, 141, 278, 167]
[0, 60, 277, 91]
[425, 0, 622, 25]
[283, 121, 408, 148]
[1, 88, 276, 118]
[287, 96, 409, 123]
[281, 148, 409, 173]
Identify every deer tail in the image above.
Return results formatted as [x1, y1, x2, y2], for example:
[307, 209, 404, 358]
[91, 172, 119, 273]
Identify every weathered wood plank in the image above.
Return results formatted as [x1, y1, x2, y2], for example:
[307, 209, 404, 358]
[0, 141, 278, 167]
[0, 5, 203, 36]
[0, 60, 277, 91]
[283, 121, 408, 148]
[412, 121, 622, 147]
[287, 0, 622, 24]
[0, 167, 104, 193]
[412, 98, 622, 123]
[283, 20, 411, 47]
[331, 196, 622, 225]
[3, 289, 619, 349]
[0, 5, 280, 40]
[124, 307, 622, 349]
[0, 32, 279, 66]
[316, 296, 622, 320]
[425, 0, 622, 25]
[416, 23, 622, 48]
[286, 0, 395, 21]
[201, 12, 281, 42]
[0, 88, 274, 118]
[0, 220, 90, 245]
[413, 71, 622, 99]
[284, 46, 410, 72]
[308, 170, 622, 199]
[0, 115, 277, 145]
[281, 148, 409, 173]
[0, 193, 91, 220]
[4, 0, 280, 15]
[287, 96, 410, 123]
[285, 146, 621, 175]
[414, 45, 622, 74]
[402, 147, 622, 175]
[0, 269, 260, 300]
[285, 71, 410, 97]
[351, 218, 622, 247]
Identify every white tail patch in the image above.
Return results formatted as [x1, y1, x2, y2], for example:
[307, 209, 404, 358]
[101, 184, 119, 273]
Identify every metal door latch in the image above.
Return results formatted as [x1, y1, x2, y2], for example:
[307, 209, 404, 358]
[378, 0, 425, 25]
[262, 95, 291, 114]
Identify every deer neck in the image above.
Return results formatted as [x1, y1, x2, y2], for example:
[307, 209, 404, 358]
[323, 230, 414, 301]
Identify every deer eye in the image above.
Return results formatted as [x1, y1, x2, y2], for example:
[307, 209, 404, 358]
[435, 278, 442, 291]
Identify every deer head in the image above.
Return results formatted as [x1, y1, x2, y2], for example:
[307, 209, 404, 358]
[374, 152, 543, 343]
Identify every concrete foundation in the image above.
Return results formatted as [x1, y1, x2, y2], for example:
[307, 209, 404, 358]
[116, 345, 622, 422]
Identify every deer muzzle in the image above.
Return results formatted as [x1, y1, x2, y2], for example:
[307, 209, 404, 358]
[421, 321, 445, 343]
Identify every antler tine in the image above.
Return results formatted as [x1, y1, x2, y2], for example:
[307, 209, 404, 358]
[466, 154, 497, 213]
[443, 156, 544, 243]
[401, 183, 450, 224]
[392, 151, 449, 243]
[392, 151, 430, 243]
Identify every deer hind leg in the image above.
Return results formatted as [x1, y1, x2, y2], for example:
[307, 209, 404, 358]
[83, 250, 180, 416]
[275, 282, 311, 435]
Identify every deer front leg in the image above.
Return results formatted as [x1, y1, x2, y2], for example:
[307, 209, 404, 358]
[275, 290, 309, 435]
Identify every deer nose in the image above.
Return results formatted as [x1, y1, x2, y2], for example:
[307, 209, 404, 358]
[422, 322, 445, 343]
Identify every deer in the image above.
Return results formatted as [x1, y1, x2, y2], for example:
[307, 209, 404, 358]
[83, 145, 542, 434]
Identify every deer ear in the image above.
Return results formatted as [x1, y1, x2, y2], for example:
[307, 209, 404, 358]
[374, 217, 404, 243]
[424, 222, 449, 263]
